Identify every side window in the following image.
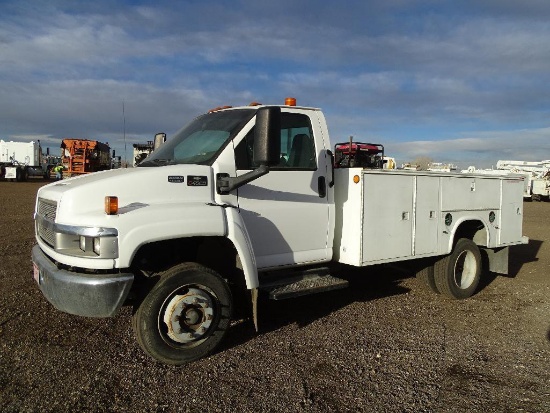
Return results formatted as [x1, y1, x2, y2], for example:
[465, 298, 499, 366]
[235, 113, 316, 170]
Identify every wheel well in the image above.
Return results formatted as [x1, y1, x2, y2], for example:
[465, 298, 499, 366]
[130, 236, 250, 316]
[131, 236, 238, 274]
[454, 220, 487, 247]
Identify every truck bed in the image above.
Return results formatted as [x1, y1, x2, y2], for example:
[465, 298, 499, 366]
[333, 169, 526, 266]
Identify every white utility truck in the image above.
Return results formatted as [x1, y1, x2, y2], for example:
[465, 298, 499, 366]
[497, 160, 550, 200]
[32, 99, 528, 365]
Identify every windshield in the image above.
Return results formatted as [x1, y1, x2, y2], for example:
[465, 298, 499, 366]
[139, 109, 256, 167]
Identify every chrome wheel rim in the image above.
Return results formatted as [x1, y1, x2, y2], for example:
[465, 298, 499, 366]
[453, 250, 477, 289]
[159, 286, 216, 345]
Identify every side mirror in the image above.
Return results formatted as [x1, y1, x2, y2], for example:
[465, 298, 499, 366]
[216, 106, 281, 195]
[253, 106, 281, 166]
[154, 133, 167, 150]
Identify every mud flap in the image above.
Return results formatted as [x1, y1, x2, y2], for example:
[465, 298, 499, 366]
[251, 287, 258, 332]
[481, 246, 509, 275]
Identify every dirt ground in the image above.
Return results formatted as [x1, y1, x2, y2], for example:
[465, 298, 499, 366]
[0, 180, 549, 413]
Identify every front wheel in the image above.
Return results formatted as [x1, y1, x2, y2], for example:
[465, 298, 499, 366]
[434, 238, 482, 299]
[132, 263, 232, 365]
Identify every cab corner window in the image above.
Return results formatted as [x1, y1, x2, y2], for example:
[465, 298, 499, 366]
[236, 113, 316, 170]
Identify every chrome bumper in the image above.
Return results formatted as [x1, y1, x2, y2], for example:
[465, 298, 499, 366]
[32, 245, 134, 317]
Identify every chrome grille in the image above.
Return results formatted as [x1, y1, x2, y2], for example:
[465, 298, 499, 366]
[37, 198, 57, 247]
[38, 198, 57, 221]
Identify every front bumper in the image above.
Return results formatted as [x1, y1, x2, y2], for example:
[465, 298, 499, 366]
[32, 245, 134, 317]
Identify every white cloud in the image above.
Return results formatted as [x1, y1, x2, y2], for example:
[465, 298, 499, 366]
[0, 1, 549, 165]
[388, 127, 550, 167]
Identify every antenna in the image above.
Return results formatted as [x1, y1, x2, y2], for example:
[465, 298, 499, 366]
[123, 100, 127, 167]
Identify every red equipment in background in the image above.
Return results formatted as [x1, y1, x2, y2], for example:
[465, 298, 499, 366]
[334, 138, 384, 169]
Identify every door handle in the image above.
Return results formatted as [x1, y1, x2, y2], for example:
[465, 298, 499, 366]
[318, 176, 327, 198]
[327, 149, 335, 187]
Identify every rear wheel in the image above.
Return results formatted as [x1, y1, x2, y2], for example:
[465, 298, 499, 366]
[434, 238, 481, 299]
[132, 262, 232, 365]
[416, 263, 439, 294]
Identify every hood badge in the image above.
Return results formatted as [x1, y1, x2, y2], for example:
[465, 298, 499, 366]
[187, 175, 208, 186]
[168, 176, 185, 183]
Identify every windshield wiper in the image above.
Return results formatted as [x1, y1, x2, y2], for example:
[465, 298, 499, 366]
[138, 159, 174, 167]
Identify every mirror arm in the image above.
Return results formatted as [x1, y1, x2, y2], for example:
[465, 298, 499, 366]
[217, 164, 269, 194]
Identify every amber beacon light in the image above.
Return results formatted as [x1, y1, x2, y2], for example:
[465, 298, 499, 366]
[285, 97, 297, 106]
[105, 196, 119, 215]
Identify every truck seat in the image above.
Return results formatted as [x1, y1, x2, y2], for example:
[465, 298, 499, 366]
[288, 134, 315, 168]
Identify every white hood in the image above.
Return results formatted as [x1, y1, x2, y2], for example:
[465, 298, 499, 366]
[37, 165, 215, 226]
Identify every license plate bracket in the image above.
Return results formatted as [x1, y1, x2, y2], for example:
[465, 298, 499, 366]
[33, 262, 40, 284]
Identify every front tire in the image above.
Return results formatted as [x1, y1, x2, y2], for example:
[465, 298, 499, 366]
[132, 263, 232, 365]
[434, 238, 481, 299]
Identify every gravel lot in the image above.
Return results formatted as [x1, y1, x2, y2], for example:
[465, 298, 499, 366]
[1, 180, 549, 412]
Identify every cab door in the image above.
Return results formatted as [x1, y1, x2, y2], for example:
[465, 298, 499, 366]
[235, 110, 331, 269]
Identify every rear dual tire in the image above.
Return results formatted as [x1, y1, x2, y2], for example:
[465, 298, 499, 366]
[434, 238, 481, 299]
[416, 263, 439, 294]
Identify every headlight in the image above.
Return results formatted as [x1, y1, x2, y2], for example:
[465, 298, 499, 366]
[78, 236, 101, 256]
[93, 238, 101, 255]
[35, 206, 119, 259]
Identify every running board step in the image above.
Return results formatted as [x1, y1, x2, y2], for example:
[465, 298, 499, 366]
[259, 268, 349, 300]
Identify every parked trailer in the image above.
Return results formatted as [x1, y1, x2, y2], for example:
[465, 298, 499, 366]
[61, 139, 111, 177]
[32, 98, 528, 365]
[0, 140, 52, 181]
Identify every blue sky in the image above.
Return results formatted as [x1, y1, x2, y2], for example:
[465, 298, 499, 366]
[1, 0, 549, 168]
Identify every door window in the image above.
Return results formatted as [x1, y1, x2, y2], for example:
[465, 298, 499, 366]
[235, 113, 317, 170]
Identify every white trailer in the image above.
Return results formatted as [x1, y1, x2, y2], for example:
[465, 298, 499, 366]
[532, 172, 550, 201]
[32, 99, 528, 365]
[0, 140, 51, 181]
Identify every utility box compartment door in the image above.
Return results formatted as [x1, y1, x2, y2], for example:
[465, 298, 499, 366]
[414, 176, 440, 255]
[499, 178, 525, 244]
[362, 174, 414, 262]
[441, 176, 500, 210]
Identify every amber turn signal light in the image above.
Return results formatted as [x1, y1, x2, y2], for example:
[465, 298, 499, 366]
[105, 196, 118, 215]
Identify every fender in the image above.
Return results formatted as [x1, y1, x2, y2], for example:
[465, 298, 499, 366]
[224, 206, 259, 289]
[446, 214, 492, 253]
[117, 203, 226, 268]
[224, 206, 260, 331]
